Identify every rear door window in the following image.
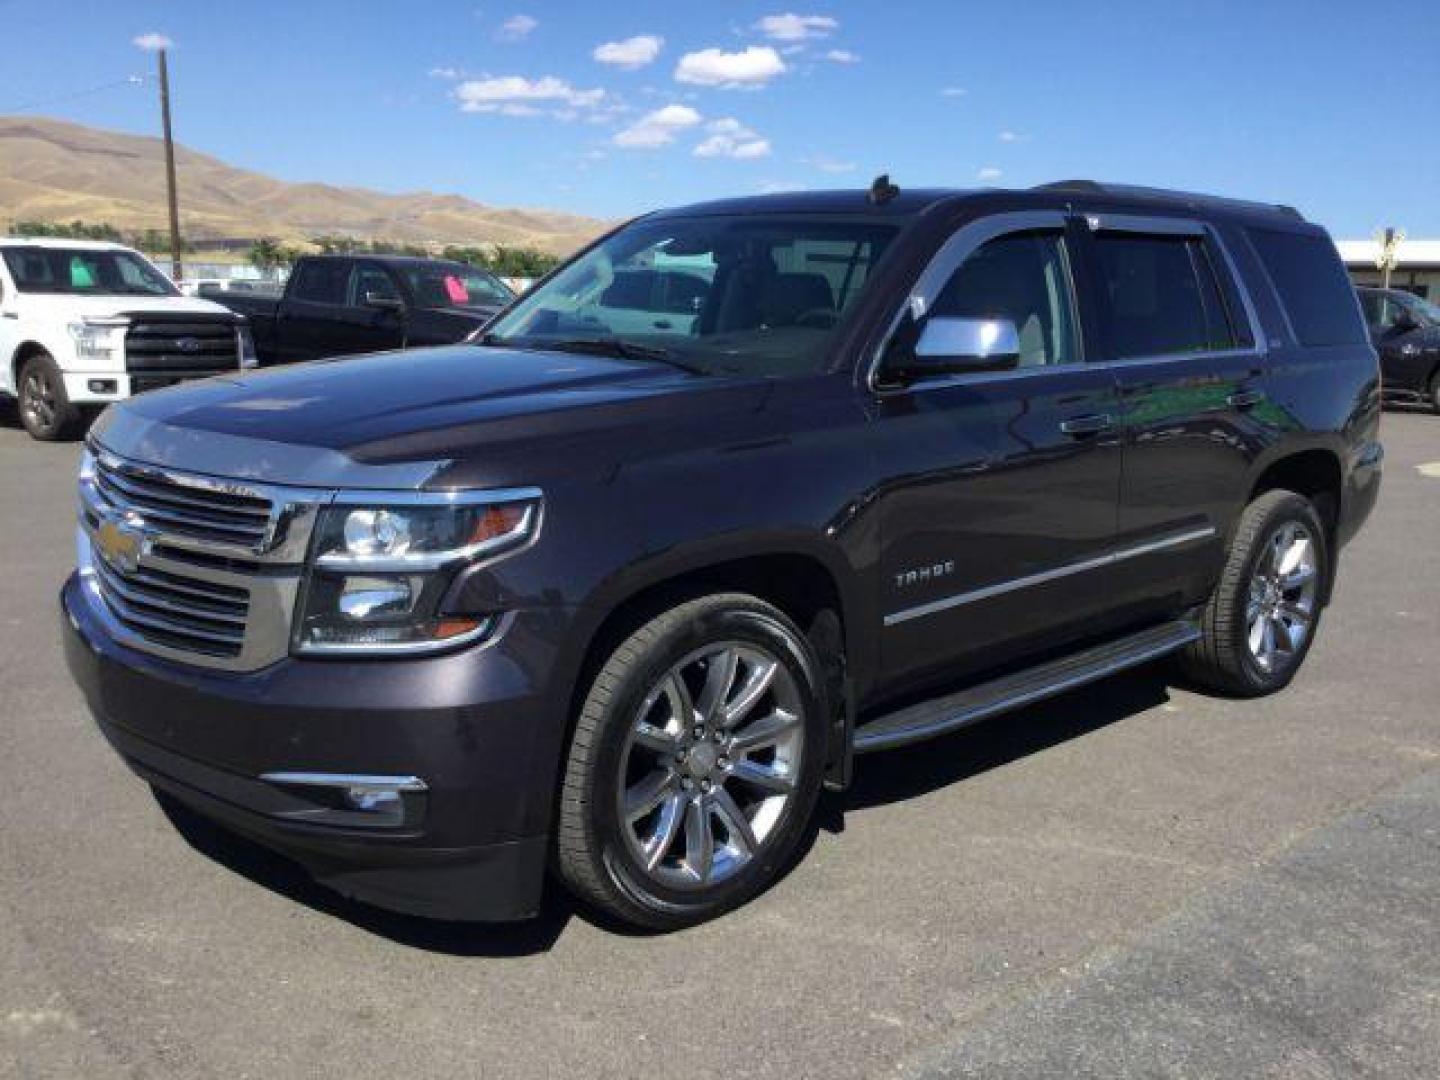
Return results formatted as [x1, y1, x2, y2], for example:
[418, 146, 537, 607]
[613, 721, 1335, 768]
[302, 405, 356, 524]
[290, 260, 352, 305]
[1094, 233, 1238, 358]
[1247, 228, 1366, 346]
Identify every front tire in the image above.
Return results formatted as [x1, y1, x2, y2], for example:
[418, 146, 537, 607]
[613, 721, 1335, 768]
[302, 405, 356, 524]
[1180, 490, 1328, 696]
[556, 594, 827, 930]
[18, 352, 82, 441]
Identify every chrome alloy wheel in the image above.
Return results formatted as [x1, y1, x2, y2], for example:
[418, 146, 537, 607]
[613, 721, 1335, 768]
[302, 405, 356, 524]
[617, 642, 805, 890]
[1246, 521, 1320, 673]
[21, 368, 56, 432]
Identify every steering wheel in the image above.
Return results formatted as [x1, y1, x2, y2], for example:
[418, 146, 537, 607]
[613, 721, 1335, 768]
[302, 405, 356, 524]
[794, 308, 840, 329]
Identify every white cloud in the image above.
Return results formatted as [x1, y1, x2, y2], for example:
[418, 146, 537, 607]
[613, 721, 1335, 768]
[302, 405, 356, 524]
[496, 14, 537, 40]
[940, 86, 968, 97]
[977, 167, 1003, 182]
[132, 32, 173, 51]
[758, 180, 804, 194]
[694, 118, 771, 159]
[454, 75, 605, 117]
[998, 130, 1019, 142]
[675, 46, 786, 88]
[811, 156, 856, 174]
[823, 49, 859, 64]
[755, 13, 838, 41]
[428, 66, 461, 80]
[594, 34, 664, 69]
[614, 104, 703, 148]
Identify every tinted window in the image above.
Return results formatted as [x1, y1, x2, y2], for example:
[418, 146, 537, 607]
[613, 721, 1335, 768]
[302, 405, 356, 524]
[290, 260, 351, 305]
[1095, 234, 1237, 358]
[352, 265, 399, 305]
[485, 216, 898, 377]
[401, 264, 514, 309]
[1248, 228, 1366, 346]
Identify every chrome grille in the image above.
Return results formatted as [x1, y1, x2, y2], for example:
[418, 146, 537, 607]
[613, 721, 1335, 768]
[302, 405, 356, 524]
[93, 453, 274, 550]
[89, 550, 249, 658]
[78, 449, 326, 671]
[125, 318, 239, 374]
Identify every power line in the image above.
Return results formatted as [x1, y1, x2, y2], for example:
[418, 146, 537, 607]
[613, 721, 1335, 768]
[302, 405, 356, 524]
[1, 75, 146, 116]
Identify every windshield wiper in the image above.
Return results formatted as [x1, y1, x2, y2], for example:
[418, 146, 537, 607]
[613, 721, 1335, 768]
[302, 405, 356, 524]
[491, 335, 708, 375]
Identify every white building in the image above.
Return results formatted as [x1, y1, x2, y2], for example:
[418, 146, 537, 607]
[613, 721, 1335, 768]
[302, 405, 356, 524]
[1337, 238, 1440, 300]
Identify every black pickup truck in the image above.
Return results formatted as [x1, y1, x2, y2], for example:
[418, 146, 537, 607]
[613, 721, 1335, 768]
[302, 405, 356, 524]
[63, 180, 1382, 930]
[211, 254, 515, 365]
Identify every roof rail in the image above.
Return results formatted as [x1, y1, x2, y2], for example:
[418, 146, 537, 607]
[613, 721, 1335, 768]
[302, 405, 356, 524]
[1032, 180, 1304, 222]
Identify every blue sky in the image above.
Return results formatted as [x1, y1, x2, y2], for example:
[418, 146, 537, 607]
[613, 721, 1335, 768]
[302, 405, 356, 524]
[3, 0, 1437, 237]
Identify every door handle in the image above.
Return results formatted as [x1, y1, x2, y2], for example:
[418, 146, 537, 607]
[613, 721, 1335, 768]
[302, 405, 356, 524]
[1060, 413, 1114, 436]
[1227, 389, 1266, 410]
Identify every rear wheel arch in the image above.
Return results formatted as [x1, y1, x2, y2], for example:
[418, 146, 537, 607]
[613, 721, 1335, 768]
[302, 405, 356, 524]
[1246, 447, 1343, 566]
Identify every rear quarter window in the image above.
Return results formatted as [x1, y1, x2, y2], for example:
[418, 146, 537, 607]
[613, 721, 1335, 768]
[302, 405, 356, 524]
[1247, 228, 1365, 347]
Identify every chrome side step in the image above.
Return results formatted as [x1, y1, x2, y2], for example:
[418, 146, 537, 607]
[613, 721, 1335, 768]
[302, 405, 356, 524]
[852, 620, 1200, 754]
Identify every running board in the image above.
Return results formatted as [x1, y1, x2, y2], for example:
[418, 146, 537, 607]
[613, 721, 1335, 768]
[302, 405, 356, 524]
[852, 620, 1200, 754]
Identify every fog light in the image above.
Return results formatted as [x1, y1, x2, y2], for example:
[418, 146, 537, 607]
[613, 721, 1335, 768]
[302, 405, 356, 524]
[88, 379, 117, 394]
[260, 772, 427, 829]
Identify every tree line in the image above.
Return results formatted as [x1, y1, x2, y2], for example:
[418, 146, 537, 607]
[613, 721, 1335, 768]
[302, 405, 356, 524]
[7, 219, 193, 253]
[6, 220, 564, 278]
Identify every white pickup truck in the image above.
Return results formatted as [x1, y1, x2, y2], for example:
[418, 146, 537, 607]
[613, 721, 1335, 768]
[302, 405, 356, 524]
[0, 239, 256, 440]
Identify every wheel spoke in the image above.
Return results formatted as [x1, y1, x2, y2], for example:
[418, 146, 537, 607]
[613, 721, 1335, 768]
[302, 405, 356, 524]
[731, 759, 795, 795]
[721, 658, 777, 729]
[1259, 617, 1277, 665]
[1276, 601, 1311, 626]
[1280, 563, 1316, 592]
[1248, 614, 1266, 657]
[711, 786, 757, 855]
[633, 720, 681, 755]
[644, 794, 686, 870]
[684, 799, 714, 883]
[624, 769, 675, 823]
[695, 647, 739, 726]
[1276, 534, 1311, 578]
[729, 708, 800, 754]
[661, 672, 697, 731]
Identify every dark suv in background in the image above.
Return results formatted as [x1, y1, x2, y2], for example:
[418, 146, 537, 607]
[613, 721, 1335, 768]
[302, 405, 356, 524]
[1357, 285, 1440, 412]
[62, 180, 1382, 930]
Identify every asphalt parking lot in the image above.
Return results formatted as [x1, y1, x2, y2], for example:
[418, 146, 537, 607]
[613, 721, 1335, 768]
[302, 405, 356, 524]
[2, 404, 1437, 1080]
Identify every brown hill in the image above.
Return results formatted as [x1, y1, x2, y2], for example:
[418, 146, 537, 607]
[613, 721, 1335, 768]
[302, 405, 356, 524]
[0, 115, 607, 254]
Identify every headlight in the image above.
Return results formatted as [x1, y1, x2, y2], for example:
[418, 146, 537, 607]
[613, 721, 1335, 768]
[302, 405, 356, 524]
[238, 325, 258, 369]
[67, 319, 127, 361]
[294, 490, 540, 655]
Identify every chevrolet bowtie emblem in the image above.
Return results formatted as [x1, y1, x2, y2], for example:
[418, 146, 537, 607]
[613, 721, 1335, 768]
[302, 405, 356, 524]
[96, 516, 145, 574]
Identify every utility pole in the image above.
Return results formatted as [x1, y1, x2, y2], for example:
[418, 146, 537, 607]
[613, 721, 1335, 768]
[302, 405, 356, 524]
[156, 48, 183, 281]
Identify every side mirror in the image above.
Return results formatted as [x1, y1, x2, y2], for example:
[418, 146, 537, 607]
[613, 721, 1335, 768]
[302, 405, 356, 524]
[888, 317, 1021, 381]
[364, 292, 405, 312]
[1389, 308, 1419, 334]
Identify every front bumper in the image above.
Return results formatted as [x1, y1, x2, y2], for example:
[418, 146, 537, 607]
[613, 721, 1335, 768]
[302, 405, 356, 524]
[60, 572, 567, 921]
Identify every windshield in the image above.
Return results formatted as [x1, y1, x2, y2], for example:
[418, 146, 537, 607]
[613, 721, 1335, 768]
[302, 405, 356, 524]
[1396, 291, 1440, 324]
[481, 215, 900, 376]
[402, 264, 514, 309]
[1, 247, 178, 297]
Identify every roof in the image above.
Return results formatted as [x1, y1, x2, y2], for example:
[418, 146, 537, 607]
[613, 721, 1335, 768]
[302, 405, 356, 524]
[1336, 239, 1440, 269]
[650, 188, 968, 219]
[649, 180, 1309, 226]
[301, 253, 473, 268]
[0, 237, 134, 251]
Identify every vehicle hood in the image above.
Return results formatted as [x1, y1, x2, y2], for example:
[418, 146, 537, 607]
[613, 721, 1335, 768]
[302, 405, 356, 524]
[95, 344, 768, 489]
[15, 293, 235, 322]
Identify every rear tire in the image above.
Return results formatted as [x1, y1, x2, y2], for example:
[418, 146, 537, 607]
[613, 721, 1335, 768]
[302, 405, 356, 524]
[18, 352, 82, 441]
[1180, 490, 1328, 697]
[555, 593, 827, 931]
[1429, 370, 1440, 415]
